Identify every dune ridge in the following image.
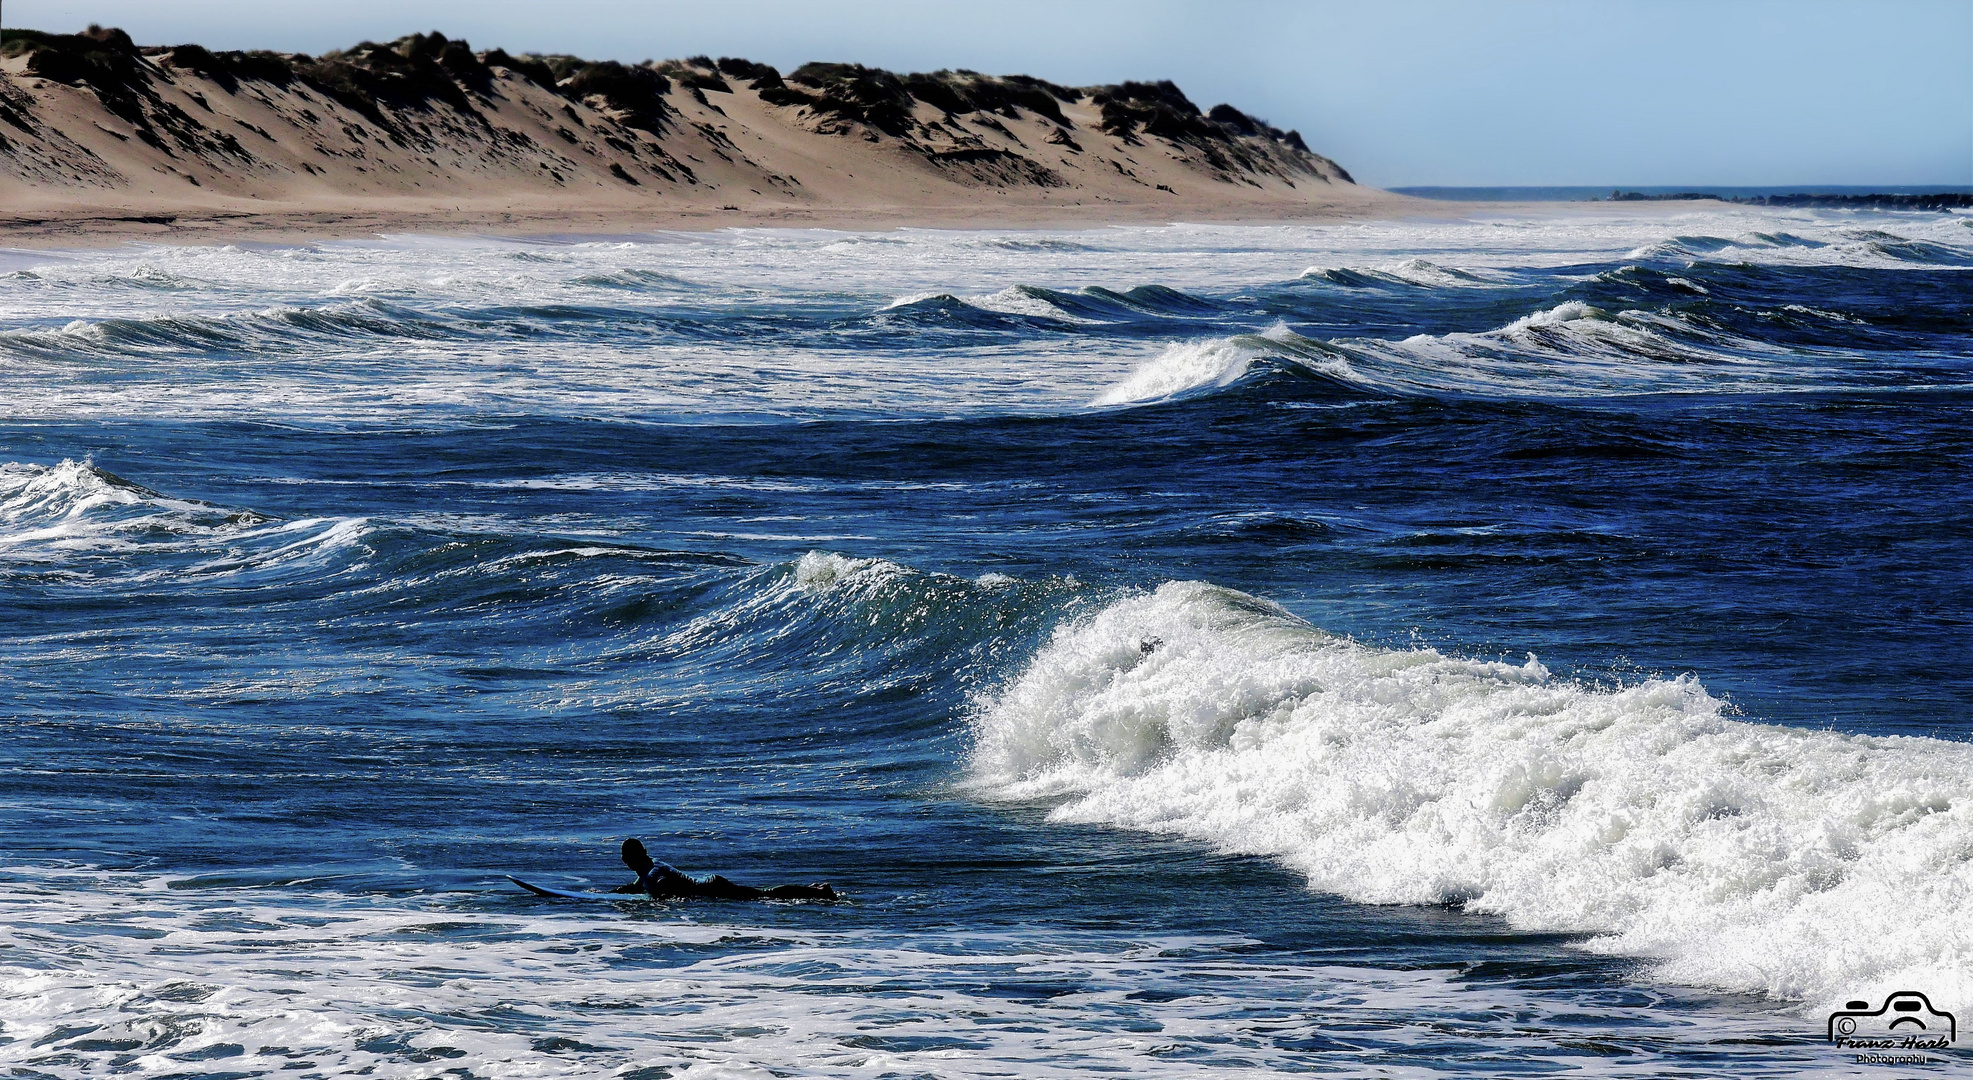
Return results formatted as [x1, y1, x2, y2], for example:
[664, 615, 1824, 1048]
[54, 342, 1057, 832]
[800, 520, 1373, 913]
[0, 26, 1403, 243]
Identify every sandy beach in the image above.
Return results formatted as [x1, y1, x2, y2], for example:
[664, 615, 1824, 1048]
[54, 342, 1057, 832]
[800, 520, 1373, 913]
[0, 197, 1424, 249]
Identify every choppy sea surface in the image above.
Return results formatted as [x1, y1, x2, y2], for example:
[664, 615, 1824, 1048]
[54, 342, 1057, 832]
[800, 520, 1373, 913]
[2, 208, 1970, 1078]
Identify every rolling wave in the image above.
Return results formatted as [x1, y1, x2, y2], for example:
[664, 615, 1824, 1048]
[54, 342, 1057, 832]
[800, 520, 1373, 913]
[603, 551, 1081, 715]
[0, 460, 362, 584]
[0, 463, 1072, 711]
[0, 298, 460, 359]
[967, 580, 1973, 1009]
[880, 283, 1225, 327]
[1089, 287, 1973, 407]
[1628, 227, 1973, 268]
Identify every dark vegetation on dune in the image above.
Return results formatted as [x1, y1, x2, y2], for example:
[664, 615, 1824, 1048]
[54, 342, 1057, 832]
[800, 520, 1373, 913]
[0, 25, 253, 161]
[655, 58, 729, 95]
[0, 24, 1347, 187]
[1089, 81, 1345, 183]
[769, 62, 1078, 133]
[0, 26, 680, 140]
[745, 61, 1327, 184]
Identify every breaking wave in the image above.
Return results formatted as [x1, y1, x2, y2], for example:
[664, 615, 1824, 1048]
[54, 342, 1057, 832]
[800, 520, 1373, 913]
[967, 580, 1973, 1010]
[0, 460, 362, 583]
[1089, 325, 1363, 406]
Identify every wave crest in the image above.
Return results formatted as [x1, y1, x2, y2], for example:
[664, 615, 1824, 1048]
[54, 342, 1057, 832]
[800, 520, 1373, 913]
[1090, 326, 1360, 406]
[0, 460, 360, 581]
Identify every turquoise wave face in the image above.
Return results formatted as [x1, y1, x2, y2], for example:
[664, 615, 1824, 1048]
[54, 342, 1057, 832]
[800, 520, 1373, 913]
[1, 211, 1970, 1077]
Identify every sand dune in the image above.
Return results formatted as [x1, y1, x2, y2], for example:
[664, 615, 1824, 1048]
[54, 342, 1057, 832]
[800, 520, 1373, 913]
[0, 26, 1407, 244]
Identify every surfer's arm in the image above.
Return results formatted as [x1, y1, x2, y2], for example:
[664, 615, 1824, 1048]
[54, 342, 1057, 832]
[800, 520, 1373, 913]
[638, 860, 696, 898]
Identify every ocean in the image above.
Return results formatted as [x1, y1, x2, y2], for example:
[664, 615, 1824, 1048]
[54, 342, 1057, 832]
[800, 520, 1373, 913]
[2, 206, 1969, 1078]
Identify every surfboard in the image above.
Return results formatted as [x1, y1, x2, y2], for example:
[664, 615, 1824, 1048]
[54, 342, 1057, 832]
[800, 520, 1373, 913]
[507, 875, 640, 900]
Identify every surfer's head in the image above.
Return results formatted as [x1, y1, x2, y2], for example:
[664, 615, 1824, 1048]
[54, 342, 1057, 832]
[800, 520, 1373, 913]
[621, 837, 654, 875]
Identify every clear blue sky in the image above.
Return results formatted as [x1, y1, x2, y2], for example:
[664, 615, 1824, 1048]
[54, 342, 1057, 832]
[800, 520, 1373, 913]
[9, 0, 1969, 187]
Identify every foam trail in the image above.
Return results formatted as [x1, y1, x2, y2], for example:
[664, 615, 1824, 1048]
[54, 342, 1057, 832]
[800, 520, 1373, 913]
[968, 581, 1973, 1011]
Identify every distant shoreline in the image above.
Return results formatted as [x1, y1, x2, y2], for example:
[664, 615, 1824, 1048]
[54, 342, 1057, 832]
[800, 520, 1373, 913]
[1395, 184, 1973, 207]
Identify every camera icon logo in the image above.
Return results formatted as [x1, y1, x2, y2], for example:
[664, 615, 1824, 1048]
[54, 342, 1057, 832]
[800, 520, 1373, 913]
[1828, 991, 1956, 1047]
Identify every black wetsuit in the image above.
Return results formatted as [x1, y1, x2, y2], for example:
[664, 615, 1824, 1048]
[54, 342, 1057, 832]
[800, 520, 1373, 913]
[615, 838, 836, 901]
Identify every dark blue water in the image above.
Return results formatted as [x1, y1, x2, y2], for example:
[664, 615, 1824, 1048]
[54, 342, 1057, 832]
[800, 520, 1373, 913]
[2, 211, 1970, 1077]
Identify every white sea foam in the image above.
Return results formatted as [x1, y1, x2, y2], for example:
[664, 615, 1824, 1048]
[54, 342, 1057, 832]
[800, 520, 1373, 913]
[0, 458, 150, 533]
[968, 581, 1973, 1012]
[792, 549, 906, 591]
[1501, 299, 1609, 331]
[0, 459, 237, 557]
[0, 870, 1804, 1079]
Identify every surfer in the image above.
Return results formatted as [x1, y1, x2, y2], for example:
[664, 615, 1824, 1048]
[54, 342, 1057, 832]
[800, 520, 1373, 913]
[613, 838, 838, 901]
